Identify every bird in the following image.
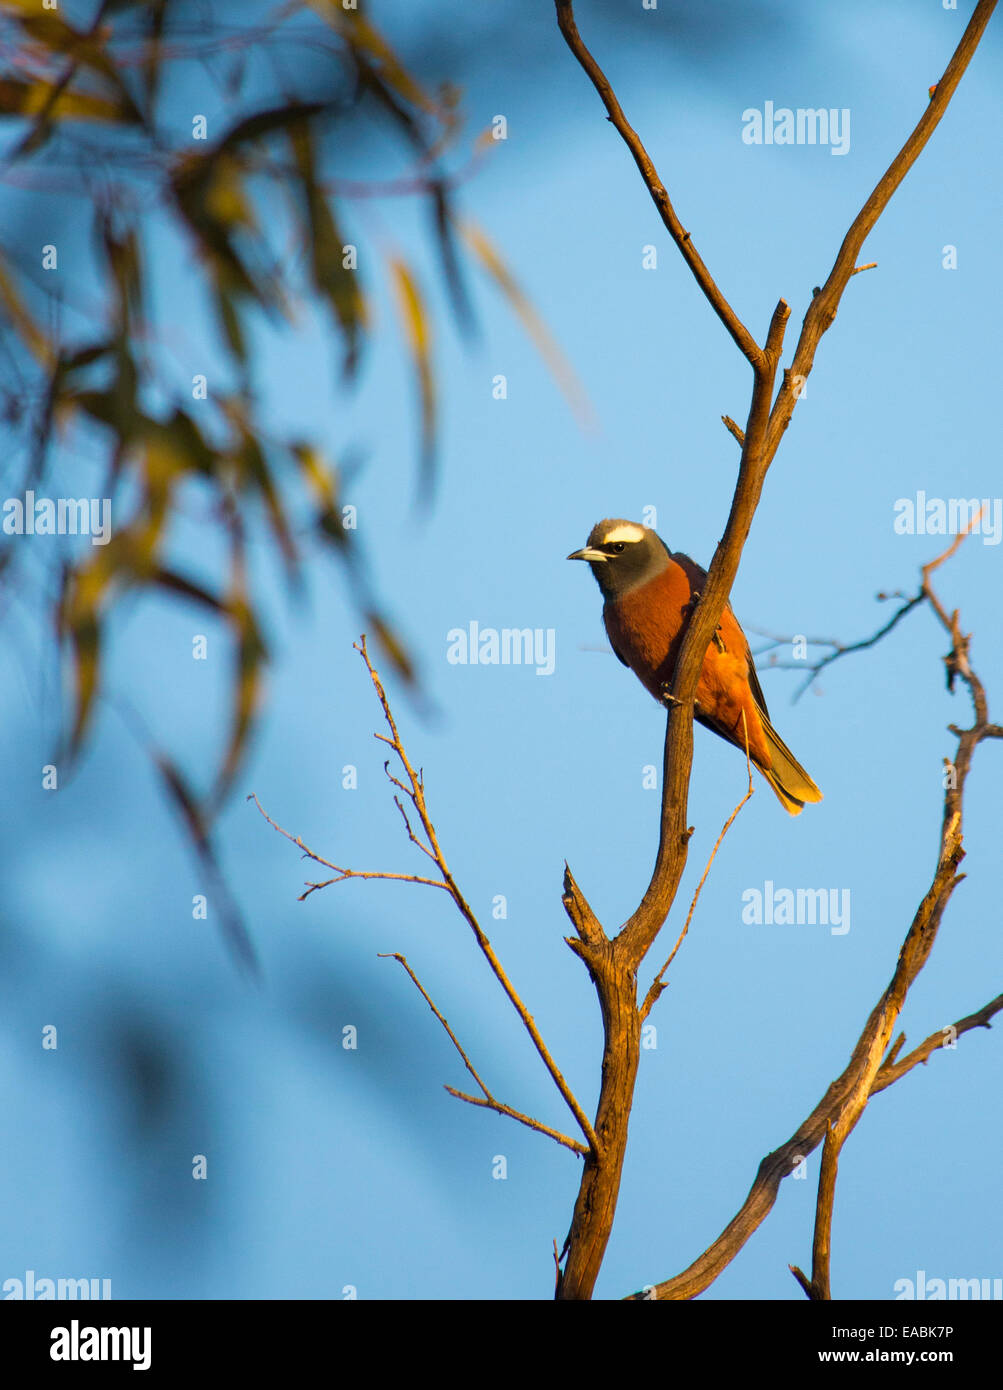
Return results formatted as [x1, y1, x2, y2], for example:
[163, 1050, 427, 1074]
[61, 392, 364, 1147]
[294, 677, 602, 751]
[568, 518, 823, 815]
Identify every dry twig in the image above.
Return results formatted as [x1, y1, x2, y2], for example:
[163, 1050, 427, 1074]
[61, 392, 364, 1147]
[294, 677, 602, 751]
[640, 714, 755, 1022]
[378, 951, 588, 1156]
[639, 528, 1002, 1300]
[553, 0, 996, 1300]
[253, 636, 599, 1157]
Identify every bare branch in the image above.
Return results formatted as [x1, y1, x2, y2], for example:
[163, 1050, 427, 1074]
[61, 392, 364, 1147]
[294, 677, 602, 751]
[351, 638, 599, 1154]
[766, 0, 998, 459]
[444, 1088, 588, 1157]
[297, 871, 447, 901]
[259, 637, 598, 1156]
[248, 792, 448, 898]
[641, 715, 755, 1022]
[378, 951, 589, 1157]
[555, 0, 996, 1302]
[753, 508, 988, 700]
[809, 1122, 839, 1300]
[378, 951, 492, 1098]
[871, 994, 1003, 1094]
[554, 0, 763, 368]
[391, 794, 437, 861]
[615, 295, 789, 969]
[636, 550, 1000, 1299]
[635, 840, 965, 1299]
[721, 415, 745, 447]
[786, 594, 924, 699]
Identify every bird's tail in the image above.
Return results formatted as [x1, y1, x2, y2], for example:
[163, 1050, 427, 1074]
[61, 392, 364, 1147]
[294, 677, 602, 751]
[756, 714, 823, 816]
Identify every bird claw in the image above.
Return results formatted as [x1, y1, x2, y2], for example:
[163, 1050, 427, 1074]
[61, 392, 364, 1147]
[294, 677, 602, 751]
[688, 590, 727, 652]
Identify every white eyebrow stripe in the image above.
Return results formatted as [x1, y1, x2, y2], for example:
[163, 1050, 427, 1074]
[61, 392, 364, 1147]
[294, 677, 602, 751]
[601, 523, 646, 543]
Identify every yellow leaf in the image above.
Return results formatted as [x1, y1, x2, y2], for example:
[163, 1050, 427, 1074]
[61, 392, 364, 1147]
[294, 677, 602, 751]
[461, 219, 596, 433]
[389, 258, 436, 493]
[306, 2, 438, 116]
[0, 77, 130, 124]
[366, 612, 416, 686]
[0, 254, 52, 364]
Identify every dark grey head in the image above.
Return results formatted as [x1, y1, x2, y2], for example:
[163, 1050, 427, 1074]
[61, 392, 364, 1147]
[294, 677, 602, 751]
[567, 518, 670, 600]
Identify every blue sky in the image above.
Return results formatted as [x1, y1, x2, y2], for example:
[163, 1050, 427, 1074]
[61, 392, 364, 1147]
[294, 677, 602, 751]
[1, 0, 1001, 1301]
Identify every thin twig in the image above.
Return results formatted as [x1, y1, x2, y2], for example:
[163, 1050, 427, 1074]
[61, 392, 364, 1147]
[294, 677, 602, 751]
[378, 951, 589, 1157]
[785, 594, 924, 699]
[256, 637, 599, 1156]
[805, 711, 994, 1303]
[378, 951, 492, 1098]
[554, 0, 763, 368]
[640, 713, 754, 1022]
[639, 519, 1002, 1300]
[765, 0, 998, 460]
[248, 792, 449, 899]
[871, 994, 1003, 1094]
[721, 415, 745, 446]
[353, 637, 600, 1156]
[391, 793, 438, 861]
[444, 1088, 588, 1157]
[752, 507, 988, 700]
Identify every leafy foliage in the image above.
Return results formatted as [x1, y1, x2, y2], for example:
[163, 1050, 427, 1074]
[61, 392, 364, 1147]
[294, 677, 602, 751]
[0, 0, 574, 963]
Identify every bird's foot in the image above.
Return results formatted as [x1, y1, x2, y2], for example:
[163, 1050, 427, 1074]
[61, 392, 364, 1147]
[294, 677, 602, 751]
[687, 590, 727, 651]
[660, 685, 695, 710]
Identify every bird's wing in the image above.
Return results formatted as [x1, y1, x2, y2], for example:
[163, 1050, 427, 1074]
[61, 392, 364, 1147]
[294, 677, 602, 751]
[745, 649, 770, 719]
[670, 550, 771, 719]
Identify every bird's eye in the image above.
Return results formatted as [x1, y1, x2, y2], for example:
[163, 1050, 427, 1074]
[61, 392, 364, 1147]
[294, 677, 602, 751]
[611, 542, 626, 554]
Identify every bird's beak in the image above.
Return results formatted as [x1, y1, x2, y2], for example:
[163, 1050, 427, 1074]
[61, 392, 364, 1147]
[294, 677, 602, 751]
[567, 547, 607, 563]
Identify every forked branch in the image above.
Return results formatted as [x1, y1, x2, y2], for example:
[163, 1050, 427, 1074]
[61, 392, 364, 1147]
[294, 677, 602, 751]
[378, 951, 588, 1156]
[640, 715, 755, 1022]
[552, 0, 996, 1301]
[254, 636, 599, 1156]
[637, 530, 1001, 1300]
[749, 508, 990, 700]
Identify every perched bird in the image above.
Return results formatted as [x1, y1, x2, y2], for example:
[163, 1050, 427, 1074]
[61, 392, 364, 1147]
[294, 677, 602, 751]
[568, 518, 822, 815]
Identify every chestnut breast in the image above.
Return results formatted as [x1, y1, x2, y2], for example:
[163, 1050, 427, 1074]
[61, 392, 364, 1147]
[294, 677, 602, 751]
[602, 556, 772, 766]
